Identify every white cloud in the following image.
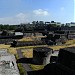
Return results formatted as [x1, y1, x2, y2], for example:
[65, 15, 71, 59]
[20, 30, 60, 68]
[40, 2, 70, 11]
[0, 13, 28, 24]
[16, 13, 26, 18]
[16, 13, 28, 23]
[60, 7, 65, 11]
[60, 7, 66, 16]
[0, 10, 50, 24]
[33, 9, 49, 16]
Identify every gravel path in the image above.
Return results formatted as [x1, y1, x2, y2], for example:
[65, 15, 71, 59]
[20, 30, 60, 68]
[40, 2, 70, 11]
[17, 49, 32, 75]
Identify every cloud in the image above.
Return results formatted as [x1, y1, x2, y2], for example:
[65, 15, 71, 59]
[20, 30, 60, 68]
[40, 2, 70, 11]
[16, 13, 28, 23]
[60, 7, 65, 11]
[16, 13, 26, 18]
[33, 9, 49, 16]
[60, 7, 66, 16]
[0, 13, 28, 24]
[0, 10, 50, 24]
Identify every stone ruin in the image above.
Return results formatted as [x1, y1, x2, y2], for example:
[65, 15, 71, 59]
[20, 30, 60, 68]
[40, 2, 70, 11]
[11, 41, 46, 47]
[17, 47, 53, 65]
[33, 47, 53, 65]
[27, 47, 75, 75]
[0, 49, 20, 75]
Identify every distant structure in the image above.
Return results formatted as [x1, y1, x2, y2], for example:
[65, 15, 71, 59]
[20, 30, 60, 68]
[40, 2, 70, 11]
[0, 49, 20, 75]
[15, 32, 23, 36]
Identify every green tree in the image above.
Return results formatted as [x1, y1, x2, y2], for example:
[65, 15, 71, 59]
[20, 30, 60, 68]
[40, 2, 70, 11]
[1, 30, 8, 36]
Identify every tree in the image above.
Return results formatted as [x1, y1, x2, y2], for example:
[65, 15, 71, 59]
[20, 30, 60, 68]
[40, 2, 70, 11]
[1, 30, 8, 36]
[61, 24, 65, 27]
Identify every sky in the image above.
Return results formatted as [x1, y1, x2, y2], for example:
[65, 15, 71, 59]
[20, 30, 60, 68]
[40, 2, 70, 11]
[0, 0, 74, 24]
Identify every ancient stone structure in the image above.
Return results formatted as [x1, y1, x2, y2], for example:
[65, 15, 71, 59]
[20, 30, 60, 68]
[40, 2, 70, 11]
[11, 41, 46, 47]
[33, 47, 53, 65]
[17, 47, 53, 65]
[27, 47, 75, 75]
[57, 47, 75, 70]
[0, 49, 20, 75]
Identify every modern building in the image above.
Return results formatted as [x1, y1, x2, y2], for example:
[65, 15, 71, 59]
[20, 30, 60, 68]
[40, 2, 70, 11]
[15, 32, 23, 36]
[70, 22, 75, 26]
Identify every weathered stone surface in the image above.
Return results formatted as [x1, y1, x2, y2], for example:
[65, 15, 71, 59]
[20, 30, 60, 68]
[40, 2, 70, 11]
[0, 49, 20, 75]
[33, 47, 53, 65]
[57, 47, 75, 70]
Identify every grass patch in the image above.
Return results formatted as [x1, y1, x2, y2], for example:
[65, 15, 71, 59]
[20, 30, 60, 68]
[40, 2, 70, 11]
[48, 45, 66, 50]
[15, 54, 19, 59]
[8, 47, 17, 54]
[19, 37, 33, 41]
[0, 44, 10, 48]
[48, 39, 75, 50]
[21, 49, 33, 58]
[17, 45, 48, 49]
[18, 63, 26, 75]
[65, 39, 75, 45]
[30, 64, 44, 70]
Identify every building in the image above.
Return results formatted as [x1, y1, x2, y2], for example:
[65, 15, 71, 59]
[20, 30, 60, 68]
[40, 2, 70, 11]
[56, 22, 61, 26]
[15, 32, 23, 36]
[70, 22, 75, 26]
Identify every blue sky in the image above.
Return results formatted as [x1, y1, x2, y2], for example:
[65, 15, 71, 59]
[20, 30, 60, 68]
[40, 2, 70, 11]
[0, 0, 74, 24]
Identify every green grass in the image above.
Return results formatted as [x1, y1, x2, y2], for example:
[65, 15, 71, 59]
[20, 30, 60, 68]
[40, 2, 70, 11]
[30, 64, 45, 71]
[18, 63, 26, 75]
[15, 54, 19, 59]
[15, 54, 26, 75]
